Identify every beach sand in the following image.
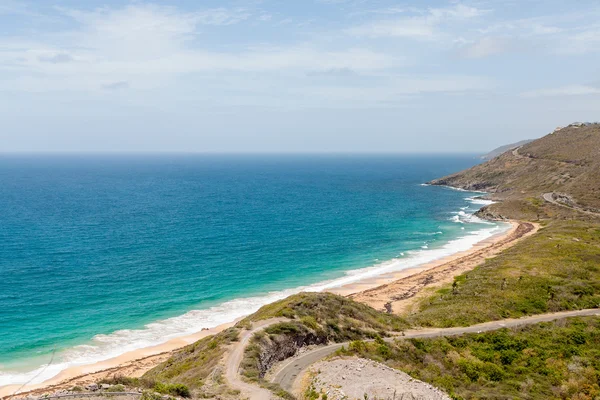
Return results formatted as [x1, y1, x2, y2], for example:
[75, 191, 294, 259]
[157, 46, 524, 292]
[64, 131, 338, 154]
[346, 221, 538, 314]
[0, 220, 537, 398]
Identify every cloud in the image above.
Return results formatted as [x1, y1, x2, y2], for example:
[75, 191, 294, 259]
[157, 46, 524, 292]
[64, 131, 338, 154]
[0, 4, 402, 94]
[38, 53, 74, 63]
[305, 68, 358, 77]
[457, 37, 510, 58]
[473, 10, 600, 56]
[555, 27, 600, 55]
[102, 81, 129, 90]
[521, 85, 600, 98]
[346, 4, 486, 39]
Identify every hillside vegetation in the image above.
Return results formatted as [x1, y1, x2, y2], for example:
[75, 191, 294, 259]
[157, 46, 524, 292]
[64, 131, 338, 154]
[141, 293, 407, 398]
[430, 123, 600, 211]
[241, 293, 407, 383]
[340, 316, 600, 400]
[409, 220, 600, 328]
[142, 327, 241, 399]
[115, 125, 600, 400]
[480, 139, 534, 161]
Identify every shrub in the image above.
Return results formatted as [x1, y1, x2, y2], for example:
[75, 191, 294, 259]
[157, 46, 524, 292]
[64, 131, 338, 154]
[104, 385, 125, 392]
[154, 382, 191, 398]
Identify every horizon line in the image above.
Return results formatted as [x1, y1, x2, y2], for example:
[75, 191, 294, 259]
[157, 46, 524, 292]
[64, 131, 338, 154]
[0, 150, 484, 156]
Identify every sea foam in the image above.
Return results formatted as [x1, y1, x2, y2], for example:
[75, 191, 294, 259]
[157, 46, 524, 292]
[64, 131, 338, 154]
[0, 215, 509, 388]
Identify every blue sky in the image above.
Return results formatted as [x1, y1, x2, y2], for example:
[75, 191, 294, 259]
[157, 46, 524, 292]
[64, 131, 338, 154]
[1, 0, 599, 152]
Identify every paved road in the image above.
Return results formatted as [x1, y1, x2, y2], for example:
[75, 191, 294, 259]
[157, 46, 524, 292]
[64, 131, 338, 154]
[224, 318, 286, 400]
[543, 192, 600, 217]
[270, 308, 600, 393]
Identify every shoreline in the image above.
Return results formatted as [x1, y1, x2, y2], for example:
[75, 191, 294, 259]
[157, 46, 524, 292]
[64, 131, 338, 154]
[1, 220, 527, 398]
[328, 222, 515, 298]
[349, 220, 538, 314]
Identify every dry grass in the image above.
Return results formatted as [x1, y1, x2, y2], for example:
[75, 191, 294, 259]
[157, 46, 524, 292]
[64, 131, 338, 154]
[407, 220, 600, 328]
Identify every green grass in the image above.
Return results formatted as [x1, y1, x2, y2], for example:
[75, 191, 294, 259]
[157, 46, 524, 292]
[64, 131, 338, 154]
[142, 327, 240, 397]
[240, 293, 408, 392]
[153, 383, 191, 398]
[338, 317, 600, 400]
[409, 221, 600, 328]
[243, 292, 408, 332]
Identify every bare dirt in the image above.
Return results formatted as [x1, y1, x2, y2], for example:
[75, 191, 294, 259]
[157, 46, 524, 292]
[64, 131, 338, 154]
[304, 357, 451, 400]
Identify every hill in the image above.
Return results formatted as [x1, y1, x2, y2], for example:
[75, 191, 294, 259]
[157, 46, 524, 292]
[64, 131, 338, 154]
[480, 139, 534, 160]
[429, 123, 600, 213]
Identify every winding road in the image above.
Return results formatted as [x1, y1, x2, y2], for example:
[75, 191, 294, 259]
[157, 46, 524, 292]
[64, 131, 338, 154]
[269, 308, 600, 393]
[543, 192, 600, 217]
[224, 318, 286, 400]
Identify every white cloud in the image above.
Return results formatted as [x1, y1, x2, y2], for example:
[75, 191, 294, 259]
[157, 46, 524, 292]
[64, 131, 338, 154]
[521, 85, 600, 98]
[0, 4, 402, 94]
[346, 4, 486, 39]
[457, 37, 510, 58]
[555, 27, 600, 55]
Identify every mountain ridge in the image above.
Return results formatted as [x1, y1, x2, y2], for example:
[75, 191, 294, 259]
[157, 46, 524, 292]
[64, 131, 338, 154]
[480, 139, 534, 161]
[429, 123, 600, 213]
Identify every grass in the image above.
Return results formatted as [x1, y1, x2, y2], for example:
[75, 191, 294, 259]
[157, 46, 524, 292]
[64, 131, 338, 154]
[243, 292, 408, 332]
[240, 293, 408, 392]
[408, 220, 600, 328]
[338, 317, 600, 400]
[142, 327, 240, 397]
[430, 124, 600, 210]
[98, 376, 190, 398]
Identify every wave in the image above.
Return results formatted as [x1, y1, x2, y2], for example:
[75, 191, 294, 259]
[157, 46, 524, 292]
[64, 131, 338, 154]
[450, 210, 493, 225]
[430, 184, 487, 194]
[0, 220, 510, 388]
[465, 196, 495, 206]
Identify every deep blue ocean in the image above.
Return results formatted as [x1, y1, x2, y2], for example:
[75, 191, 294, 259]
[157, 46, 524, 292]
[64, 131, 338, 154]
[0, 154, 504, 385]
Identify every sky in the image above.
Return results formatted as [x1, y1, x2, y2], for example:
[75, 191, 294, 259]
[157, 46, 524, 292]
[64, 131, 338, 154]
[1, 0, 599, 153]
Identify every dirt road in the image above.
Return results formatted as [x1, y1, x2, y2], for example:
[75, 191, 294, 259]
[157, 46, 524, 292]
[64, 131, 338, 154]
[543, 192, 600, 217]
[224, 318, 286, 400]
[270, 308, 600, 393]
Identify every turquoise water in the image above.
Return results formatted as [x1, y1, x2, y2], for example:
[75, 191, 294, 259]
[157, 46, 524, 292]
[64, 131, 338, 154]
[0, 154, 502, 385]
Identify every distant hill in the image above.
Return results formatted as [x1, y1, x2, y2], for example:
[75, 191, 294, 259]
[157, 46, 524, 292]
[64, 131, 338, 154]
[480, 139, 534, 161]
[429, 123, 600, 211]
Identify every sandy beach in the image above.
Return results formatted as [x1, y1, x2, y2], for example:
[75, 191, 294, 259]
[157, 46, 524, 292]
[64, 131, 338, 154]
[347, 221, 538, 314]
[0, 220, 537, 399]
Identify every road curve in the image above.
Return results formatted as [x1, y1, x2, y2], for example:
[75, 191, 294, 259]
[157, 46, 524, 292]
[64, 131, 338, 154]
[224, 318, 287, 400]
[271, 308, 600, 393]
[543, 192, 600, 217]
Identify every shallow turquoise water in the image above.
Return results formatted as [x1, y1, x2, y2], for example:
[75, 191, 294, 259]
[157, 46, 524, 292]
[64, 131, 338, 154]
[0, 154, 498, 384]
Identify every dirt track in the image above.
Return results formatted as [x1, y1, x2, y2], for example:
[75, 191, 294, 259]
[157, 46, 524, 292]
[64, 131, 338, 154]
[271, 308, 600, 395]
[224, 318, 286, 400]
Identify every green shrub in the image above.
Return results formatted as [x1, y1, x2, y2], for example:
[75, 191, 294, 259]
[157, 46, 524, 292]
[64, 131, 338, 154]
[410, 221, 600, 328]
[140, 392, 160, 400]
[154, 382, 191, 398]
[104, 384, 125, 392]
[341, 317, 600, 400]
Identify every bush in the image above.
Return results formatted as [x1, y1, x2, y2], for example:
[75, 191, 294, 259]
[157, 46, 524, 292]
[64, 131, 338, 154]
[104, 385, 125, 392]
[99, 374, 142, 387]
[410, 221, 600, 328]
[341, 317, 600, 400]
[154, 382, 191, 398]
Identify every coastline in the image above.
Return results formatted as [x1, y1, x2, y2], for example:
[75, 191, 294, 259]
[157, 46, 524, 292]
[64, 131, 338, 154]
[348, 220, 538, 314]
[0, 219, 534, 398]
[329, 221, 518, 298]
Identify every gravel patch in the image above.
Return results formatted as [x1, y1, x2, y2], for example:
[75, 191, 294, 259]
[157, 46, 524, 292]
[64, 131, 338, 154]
[306, 357, 451, 400]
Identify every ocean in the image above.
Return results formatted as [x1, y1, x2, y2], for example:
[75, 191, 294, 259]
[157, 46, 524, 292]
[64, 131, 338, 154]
[0, 154, 506, 386]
